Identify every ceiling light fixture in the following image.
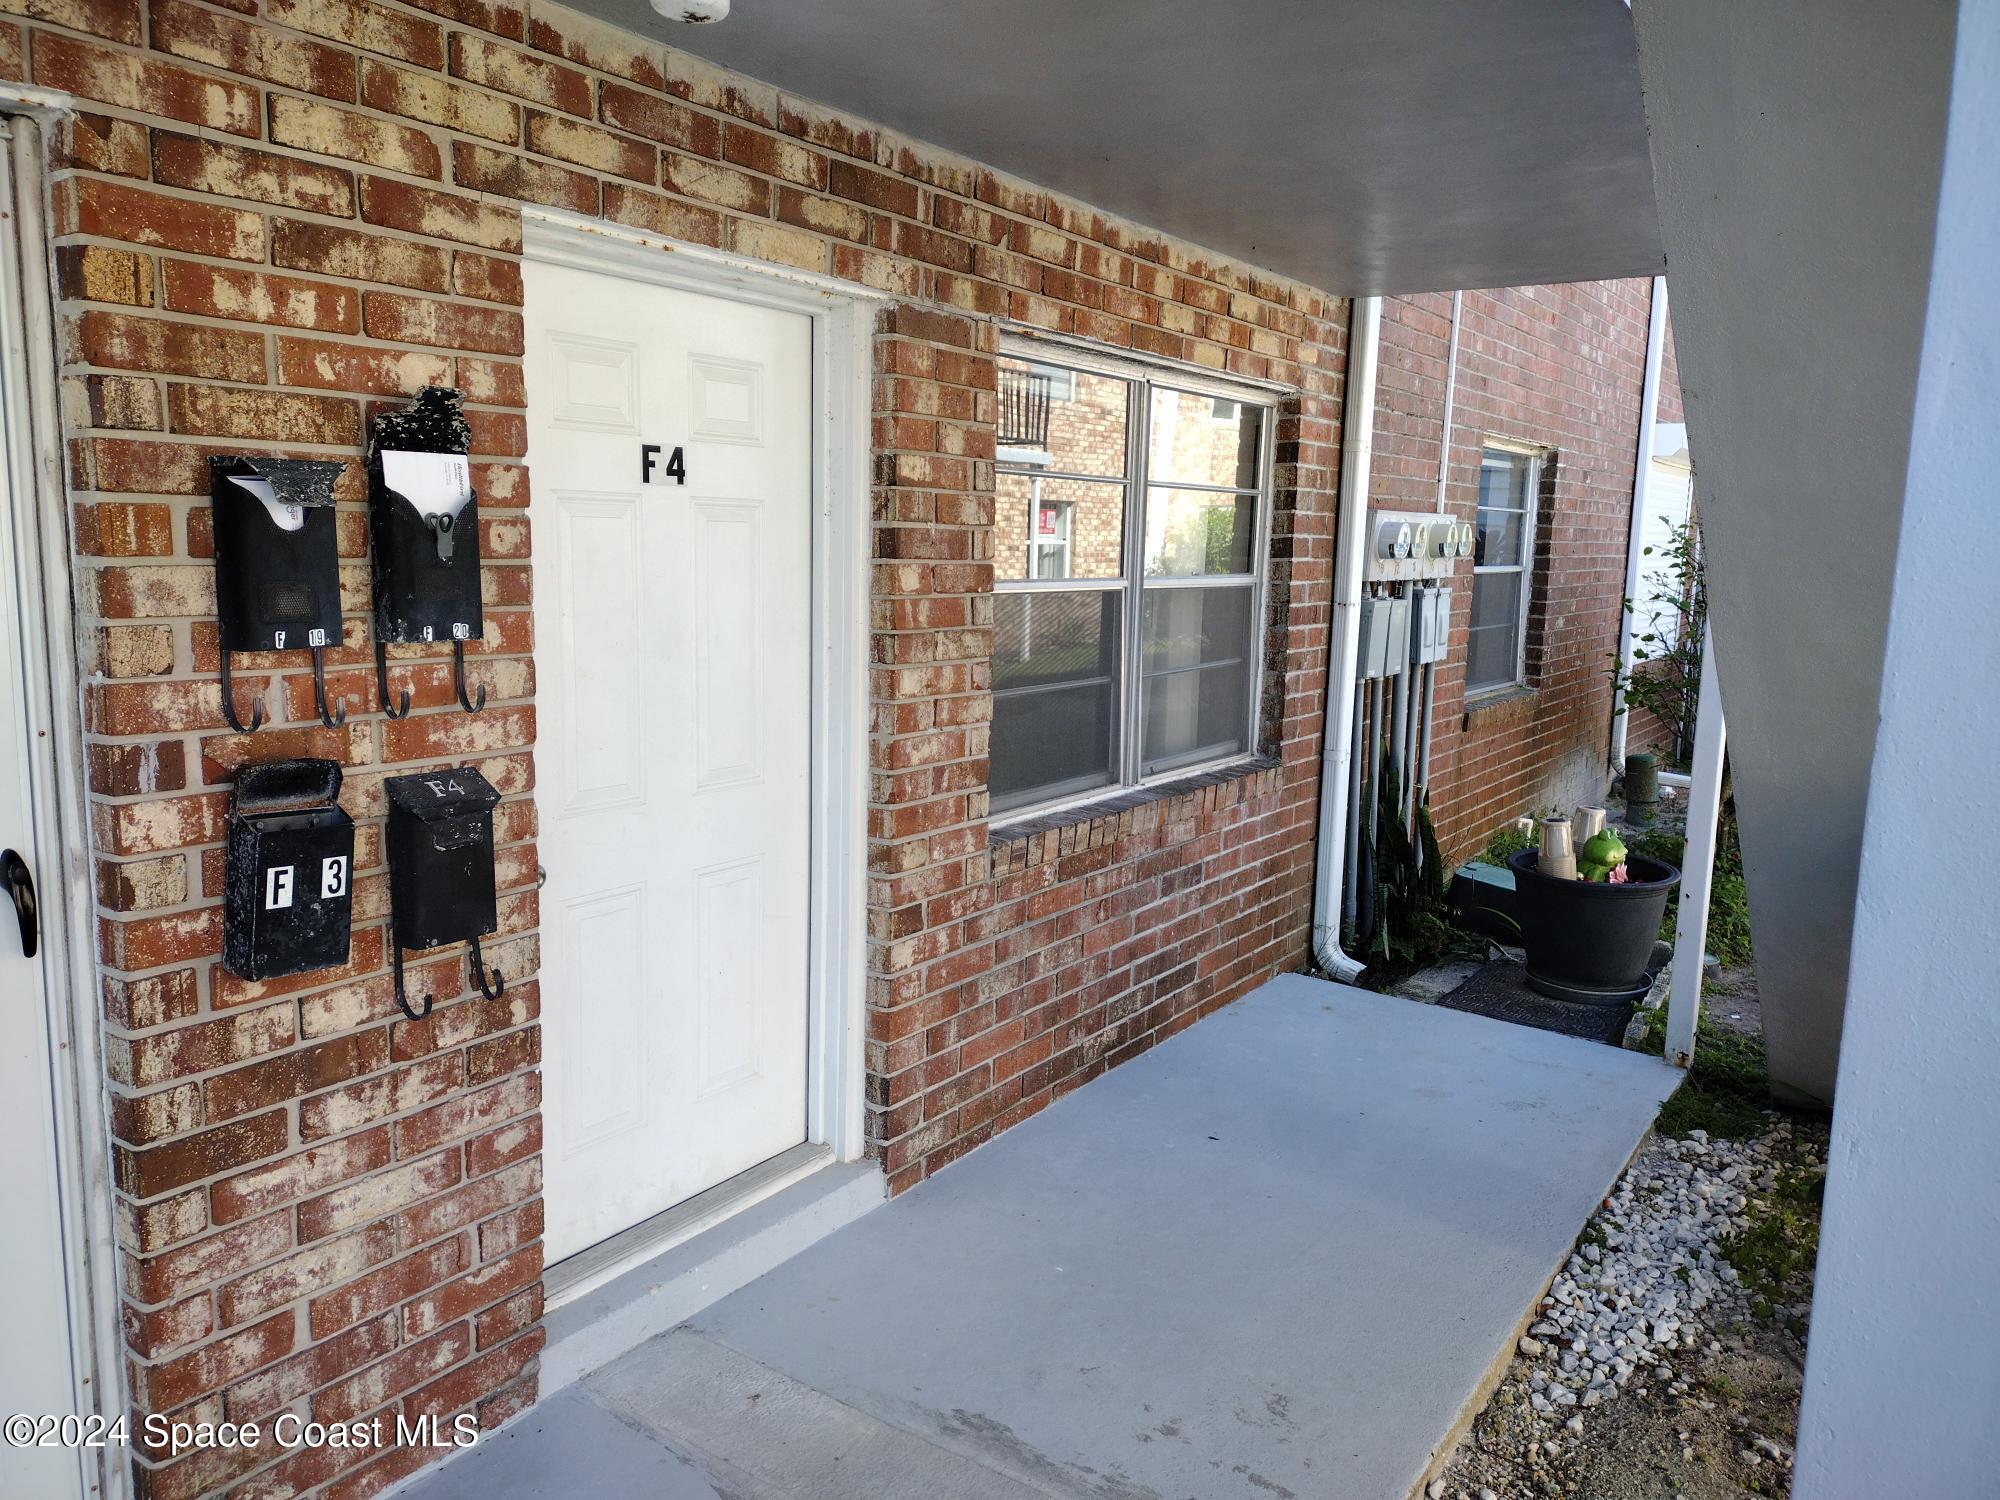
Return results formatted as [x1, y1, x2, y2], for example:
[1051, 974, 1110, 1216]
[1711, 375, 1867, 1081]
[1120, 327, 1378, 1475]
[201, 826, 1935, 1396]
[651, 0, 729, 19]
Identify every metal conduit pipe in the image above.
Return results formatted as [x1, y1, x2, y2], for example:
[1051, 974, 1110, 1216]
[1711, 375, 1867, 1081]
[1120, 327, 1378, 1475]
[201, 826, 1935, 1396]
[1310, 294, 1382, 982]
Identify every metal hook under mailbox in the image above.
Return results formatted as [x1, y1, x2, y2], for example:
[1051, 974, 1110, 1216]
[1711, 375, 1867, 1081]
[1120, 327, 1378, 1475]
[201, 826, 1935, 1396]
[218, 649, 266, 734]
[467, 933, 506, 1001]
[453, 638, 487, 714]
[310, 644, 347, 730]
[373, 638, 412, 721]
[391, 940, 433, 1021]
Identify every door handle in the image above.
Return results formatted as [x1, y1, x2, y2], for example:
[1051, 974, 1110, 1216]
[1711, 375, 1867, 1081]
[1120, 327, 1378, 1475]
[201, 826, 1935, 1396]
[2, 848, 37, 959]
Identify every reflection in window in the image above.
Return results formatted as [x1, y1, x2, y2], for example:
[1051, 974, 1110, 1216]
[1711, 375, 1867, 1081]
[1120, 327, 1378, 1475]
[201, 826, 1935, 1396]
[993, 349, 1273, 813]
[1468, 447, 1542, 693]
[990, 589, 1121, 810]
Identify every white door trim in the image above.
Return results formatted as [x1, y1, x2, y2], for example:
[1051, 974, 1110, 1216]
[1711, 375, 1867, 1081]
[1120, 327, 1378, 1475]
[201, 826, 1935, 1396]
[521, 208, 877, 1175]
[1, 111, 127, 1500]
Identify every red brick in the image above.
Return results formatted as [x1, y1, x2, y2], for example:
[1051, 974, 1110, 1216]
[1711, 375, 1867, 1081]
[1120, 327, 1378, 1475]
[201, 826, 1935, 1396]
[32, 33, 260, 135]
[162, 260, 361, 334]
[152, 131, 356, 216]
[149, 0, 357, 100]
[307, 1235, 468, 1338]
[598, 78, 718, 154]
[115, 1110, 289, 1199]
[359, 175, 522, 252]
[449, 32, 590, 115]
[449, 140, 599, 215]
[215, 1225, 395, 1326]
[267, 0, 443, 67]
[139, 1310, 295, 1412]
[203, 1032, 390, 1123]
[361, 56, 520, 144]
[63, 178, 266, 262]
[269, 95, 444, 179]
[362, 291, 523, 355]
[296, 1149, 461, 1242]
[53, 109, 149, 175]
[272, 220, 453, 292]
[210, 1126, 392, 1224]
[402, 1244, 538, 1338]
[277, 336, 454, 396]
[169, 384, 362, 446]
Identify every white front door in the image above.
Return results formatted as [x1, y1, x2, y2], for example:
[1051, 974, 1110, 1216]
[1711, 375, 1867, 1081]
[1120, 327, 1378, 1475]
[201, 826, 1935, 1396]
[525, 257, 815, 1264]
[0, 283, 83, 1495]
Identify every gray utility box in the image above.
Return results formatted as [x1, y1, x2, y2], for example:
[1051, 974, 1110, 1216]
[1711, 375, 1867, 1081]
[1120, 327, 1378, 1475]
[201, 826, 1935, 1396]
[1359, 594, 1412, 679]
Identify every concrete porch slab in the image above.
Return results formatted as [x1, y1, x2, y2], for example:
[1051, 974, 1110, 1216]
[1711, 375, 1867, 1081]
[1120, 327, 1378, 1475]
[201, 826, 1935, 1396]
[402, 975, 1680, 1500]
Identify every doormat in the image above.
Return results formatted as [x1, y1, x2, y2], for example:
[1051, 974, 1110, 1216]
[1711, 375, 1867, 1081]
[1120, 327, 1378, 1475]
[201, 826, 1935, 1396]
[1436, 960, 1632, 1046]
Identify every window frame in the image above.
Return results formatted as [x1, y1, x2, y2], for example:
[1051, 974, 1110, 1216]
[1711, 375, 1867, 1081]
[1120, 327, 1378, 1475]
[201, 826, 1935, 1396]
[991, 334, 1281, 819]
[1467, 441, 1545, 697]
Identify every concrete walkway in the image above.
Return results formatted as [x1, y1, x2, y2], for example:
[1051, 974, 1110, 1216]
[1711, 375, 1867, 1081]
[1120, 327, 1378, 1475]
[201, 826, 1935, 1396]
[406, 975, 1680, 1500]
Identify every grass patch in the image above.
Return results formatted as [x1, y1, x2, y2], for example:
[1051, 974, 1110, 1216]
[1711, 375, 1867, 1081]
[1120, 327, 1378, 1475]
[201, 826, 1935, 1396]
[1721, 1159, 1826, 1309]
[1629, 817, 1754, 966]
[1636, 1006, 1773, 1140]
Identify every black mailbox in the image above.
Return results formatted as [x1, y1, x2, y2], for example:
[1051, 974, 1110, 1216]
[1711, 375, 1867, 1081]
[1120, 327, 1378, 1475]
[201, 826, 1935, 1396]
[383, 766, 505, 1019]
[368, 388, 488, 719]
[209, 455, 350, 733]
[223, 759, 354, 980]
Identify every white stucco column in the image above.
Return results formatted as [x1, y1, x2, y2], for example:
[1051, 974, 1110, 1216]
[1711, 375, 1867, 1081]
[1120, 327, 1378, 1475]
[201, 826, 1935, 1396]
[1790, 4, 2000, 1492]
[1636, 1, 1999, 1491]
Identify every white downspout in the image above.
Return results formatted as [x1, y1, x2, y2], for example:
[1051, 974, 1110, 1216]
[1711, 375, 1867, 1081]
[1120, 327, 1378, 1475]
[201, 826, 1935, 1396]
[1311, 295, 1382, 983]
[1611, 276, 1670, 769]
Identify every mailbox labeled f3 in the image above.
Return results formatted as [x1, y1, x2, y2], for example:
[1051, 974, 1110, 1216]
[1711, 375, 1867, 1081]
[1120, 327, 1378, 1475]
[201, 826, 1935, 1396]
[223, 759, 355, 980]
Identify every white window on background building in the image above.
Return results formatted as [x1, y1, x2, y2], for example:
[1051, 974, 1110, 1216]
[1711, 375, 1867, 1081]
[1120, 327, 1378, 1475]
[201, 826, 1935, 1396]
[991, 343, 1275, 815]
[1468, 446, 1543, 694]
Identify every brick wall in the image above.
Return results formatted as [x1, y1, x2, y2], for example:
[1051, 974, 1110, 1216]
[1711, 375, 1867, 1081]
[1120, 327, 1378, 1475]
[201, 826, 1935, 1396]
[1369, 281, 1656, 861]
[26, 1, 1347, 1493]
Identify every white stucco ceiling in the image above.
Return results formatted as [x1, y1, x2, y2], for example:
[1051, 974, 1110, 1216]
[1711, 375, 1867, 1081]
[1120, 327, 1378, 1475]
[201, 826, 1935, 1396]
[574, 0, 1664, 297]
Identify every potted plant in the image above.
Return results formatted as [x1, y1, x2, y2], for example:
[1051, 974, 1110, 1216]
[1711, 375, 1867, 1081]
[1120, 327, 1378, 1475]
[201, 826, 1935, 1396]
[1505, 837, 1681, 1006]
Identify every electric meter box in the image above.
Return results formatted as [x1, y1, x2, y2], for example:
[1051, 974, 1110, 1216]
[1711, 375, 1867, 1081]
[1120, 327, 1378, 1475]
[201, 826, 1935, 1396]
[383, 767, 501, 953]
[1366, 508, 1471, 583]
[223, 759, 354, 980]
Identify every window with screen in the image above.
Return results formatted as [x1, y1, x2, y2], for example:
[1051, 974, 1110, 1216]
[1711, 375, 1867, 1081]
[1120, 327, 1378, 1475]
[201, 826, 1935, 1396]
[991, 346, 1273, 815]
[1468, 447, 1542, 693]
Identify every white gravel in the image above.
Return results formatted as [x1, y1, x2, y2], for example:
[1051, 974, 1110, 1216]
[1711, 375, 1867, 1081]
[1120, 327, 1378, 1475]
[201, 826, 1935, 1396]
[1513, 1126, 1782, 1427]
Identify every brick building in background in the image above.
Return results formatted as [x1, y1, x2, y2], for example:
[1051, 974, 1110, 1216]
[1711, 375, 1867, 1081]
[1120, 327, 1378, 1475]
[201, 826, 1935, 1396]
[0, 3, 1681, 1496]
[1367, 281, 1687, 860]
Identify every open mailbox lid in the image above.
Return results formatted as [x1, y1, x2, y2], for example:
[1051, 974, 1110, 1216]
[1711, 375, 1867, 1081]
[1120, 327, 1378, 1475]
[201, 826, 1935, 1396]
[232, 757, 346, 825]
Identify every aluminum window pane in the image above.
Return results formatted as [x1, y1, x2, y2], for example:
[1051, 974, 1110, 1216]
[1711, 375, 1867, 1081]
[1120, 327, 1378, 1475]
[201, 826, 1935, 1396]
[1140, 585, 1254, 771]
[991, 589, 1122, 810]
[1475, 506, 1524, 567]
[1143, 486, 1257, 577]
[996, 357, 1130, 478]
[1466, 571, 1524, 690]
[1147, 387, 1264, 489]
[996, 473, 1127, 582]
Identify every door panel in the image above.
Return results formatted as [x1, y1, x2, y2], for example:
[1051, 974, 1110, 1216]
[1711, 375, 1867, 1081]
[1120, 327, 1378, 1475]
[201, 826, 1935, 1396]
[526, 258, 814, 1264]
[0, 258, 82, 1498]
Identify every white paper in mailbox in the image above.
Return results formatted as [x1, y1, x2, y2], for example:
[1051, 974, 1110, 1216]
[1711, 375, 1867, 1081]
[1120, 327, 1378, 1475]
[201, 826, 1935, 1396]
[226, 474, 306, 532]
[381, 450, 474, 524]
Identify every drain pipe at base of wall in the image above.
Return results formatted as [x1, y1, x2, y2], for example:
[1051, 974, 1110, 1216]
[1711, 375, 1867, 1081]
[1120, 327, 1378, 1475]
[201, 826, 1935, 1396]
[1610, 275, 1671, 771]
[1310, 295, 1383, 984]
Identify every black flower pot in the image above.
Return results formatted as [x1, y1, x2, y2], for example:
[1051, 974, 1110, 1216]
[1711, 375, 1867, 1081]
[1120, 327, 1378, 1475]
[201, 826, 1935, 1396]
[1505, 850, 1681, 1006]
